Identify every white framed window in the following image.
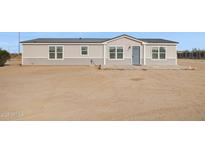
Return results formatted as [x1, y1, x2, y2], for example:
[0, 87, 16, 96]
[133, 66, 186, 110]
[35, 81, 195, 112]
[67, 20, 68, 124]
[56, 46, 63, 59]
[49, 46, 56, 59]
[159, 47, 166, 59]
[152, 47, 166, 59]
[49, 46, 64, 60]
[109, 46, 124, 60]
[109, 47, 116, 59]
[152, 47, 159, 59]
[117, 47, 123, 59]
[81, 46, 88, 55]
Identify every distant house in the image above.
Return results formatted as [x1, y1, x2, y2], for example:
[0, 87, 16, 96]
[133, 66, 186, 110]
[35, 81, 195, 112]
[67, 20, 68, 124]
[21, 34, 178, 66]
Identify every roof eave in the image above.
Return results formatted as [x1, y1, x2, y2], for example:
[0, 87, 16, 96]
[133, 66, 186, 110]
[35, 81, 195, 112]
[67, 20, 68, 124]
[102, 34, 146, 44]
[21, 42, 105, 44]
[144, 42, 179, 45]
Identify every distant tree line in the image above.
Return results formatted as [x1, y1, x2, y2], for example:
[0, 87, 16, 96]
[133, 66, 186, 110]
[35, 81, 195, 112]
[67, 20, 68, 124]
[178, 48, 205, 59]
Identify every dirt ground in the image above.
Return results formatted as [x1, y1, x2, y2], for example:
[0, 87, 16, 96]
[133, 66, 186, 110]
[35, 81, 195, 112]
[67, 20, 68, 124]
[0, 59, 205, 120]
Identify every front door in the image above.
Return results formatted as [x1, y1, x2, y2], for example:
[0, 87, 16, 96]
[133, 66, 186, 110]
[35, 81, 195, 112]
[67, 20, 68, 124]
[132, 46, 140, 65]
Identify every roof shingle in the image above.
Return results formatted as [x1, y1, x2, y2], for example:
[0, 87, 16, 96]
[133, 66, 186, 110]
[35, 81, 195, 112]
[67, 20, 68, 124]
[138, 38, 178, 44]
[21, 35, 178, 44]
[21, 38, 110, 43]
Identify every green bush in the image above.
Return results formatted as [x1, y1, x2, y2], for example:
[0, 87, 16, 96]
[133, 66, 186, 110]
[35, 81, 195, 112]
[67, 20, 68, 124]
[0, 49, 10, 66]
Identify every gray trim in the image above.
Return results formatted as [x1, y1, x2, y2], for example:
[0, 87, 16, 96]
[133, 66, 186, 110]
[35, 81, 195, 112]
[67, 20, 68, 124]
[106, 58, 131, 65]
[23, 58, 104, 65]
[146, 58, 177, 65]
[23, 58, 176, 66]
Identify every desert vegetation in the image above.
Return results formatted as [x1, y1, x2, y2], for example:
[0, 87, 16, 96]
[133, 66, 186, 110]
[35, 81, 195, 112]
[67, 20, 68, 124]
[0, 48, 10, 66]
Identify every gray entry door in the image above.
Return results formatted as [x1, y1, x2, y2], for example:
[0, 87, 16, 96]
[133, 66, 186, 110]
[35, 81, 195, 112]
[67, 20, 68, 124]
[132, 46, 140, 65]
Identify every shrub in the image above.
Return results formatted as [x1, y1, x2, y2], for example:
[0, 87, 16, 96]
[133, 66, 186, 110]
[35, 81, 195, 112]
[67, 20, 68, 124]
[0, 49, 10, 66]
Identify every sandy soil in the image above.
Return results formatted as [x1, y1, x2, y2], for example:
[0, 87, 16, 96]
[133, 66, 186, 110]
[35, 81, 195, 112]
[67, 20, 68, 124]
[0, 59, 205, 120]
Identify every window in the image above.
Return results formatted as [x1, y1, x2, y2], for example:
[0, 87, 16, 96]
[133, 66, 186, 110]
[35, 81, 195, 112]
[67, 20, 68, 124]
[109, 47, 116, 59]
[49, 46, 63, 59]
[109, 46, 123, 59]
[159, 47, 166, 59]
[152, 47, 166, 59]
[152, 47, 158, 59]
[57, 46, 63, 59]
[49, 46, 55, 59]
[81, 46, 88, 55]
[117, 47, 123, 59]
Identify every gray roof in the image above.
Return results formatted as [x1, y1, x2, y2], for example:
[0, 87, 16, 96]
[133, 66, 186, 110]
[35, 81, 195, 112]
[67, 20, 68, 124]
[21, 35, 178, 44]
[21, 38, 110, 43]
[138, 38, 178, 44]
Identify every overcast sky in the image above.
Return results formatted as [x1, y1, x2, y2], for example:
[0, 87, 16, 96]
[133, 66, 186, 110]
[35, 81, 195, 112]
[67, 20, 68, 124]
[0, 32, 205, 53]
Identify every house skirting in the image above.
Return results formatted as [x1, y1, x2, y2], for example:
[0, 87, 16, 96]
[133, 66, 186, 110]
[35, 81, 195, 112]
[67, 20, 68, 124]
[23, 58, 104, 65]
[106, 58, 131, 65]
[22, 58, 176, 66]
[145, 58, 177, 65]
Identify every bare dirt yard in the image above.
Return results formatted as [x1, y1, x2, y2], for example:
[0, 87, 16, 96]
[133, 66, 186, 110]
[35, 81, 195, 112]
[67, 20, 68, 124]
[0, 59, 205, 120]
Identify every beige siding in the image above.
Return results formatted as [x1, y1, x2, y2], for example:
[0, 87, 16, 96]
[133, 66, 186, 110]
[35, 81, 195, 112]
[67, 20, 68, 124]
[23, 44, 104, 65]
[23, 44, 104, 58]
[22, 37, 177, 66]
[23, 44, 49, 57]
[145, 44, 177, 58]
[64, 44, 103, 57]
[106, 37, 143, 65]
[145, 44, 177, 65]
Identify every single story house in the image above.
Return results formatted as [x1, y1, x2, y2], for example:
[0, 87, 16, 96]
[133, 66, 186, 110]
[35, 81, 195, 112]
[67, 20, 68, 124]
[21, 34, 179, 66]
